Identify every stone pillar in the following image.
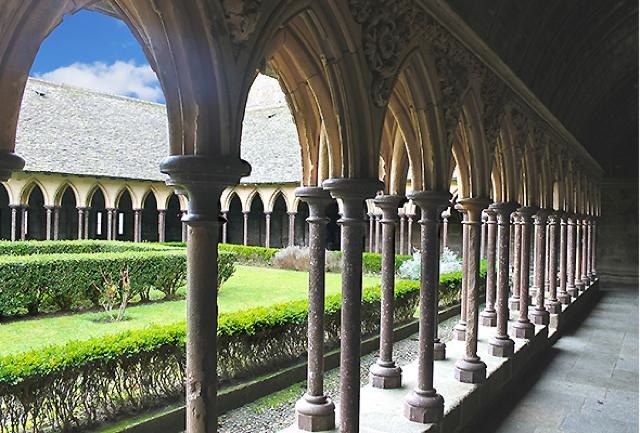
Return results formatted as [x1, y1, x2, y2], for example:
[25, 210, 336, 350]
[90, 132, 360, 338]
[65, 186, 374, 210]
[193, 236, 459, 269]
[264, 211, 271, 248]
[77, 207, 85, 240]
[133, 209, 142, 242]
[480, 207, 498, 326]
[452, 205, 468, 341]
[581, 216, 589, 287]
[544, 223, 550, 293]
[106, 209, 114, 240]
[374, 214, 382, 254]
[590, 219, 597, 279]
[480, 211, 487, 259]
[368, 212, 375, 252]
[288, 211, 296, 247]
[161, 155, 249, 433]
[404, 191, 448, 422]
[454, 197, 490, 384]
[407, 213, 414, 253]
[370, 195, 404, 389]
[488, 202, 517, 357]
[399, 214, 406, 255]
[181, 211, 188, 242]
[294, 187, 335, 431]
[557, 213, 570, 304]
[512, 207, 536, 339]
[323, 178, 381, 433]
[84, 208, 90, 240]
[53, 206, 60, 240]
[545, 213, 561, 314]
[158, 210, 166, 243]
[441, 208, 451, 249]
[509, 213, 521, 311]
[10, 205, 18, 241]
[530, 209, 550, 325]
[566, 214, 577, 297]
[575, 218, 585, 292]
[221, 211, 228, 244]
[242, 210, 249, 246]
[45, 206, 53, 241]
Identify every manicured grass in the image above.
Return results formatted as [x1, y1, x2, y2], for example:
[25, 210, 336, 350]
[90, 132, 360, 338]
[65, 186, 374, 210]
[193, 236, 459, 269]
[0, 265, 380, 356]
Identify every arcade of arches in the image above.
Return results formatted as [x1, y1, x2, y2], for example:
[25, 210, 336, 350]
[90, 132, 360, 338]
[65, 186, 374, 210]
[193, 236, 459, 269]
[0, 1, 635, 433]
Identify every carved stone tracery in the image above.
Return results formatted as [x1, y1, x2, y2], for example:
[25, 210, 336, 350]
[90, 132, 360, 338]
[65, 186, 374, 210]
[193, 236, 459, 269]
[222, 0, 262, 52]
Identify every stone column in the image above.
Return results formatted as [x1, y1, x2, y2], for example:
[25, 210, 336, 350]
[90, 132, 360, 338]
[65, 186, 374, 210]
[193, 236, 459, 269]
[370, 195, 404, 389]
[221, 211, 228, 244]
[575, 218, 585, 292]
[488, 202, 517, 357]
[530, 209, 550, 326]
[399, 214, 406, 255]
[509, 213, 521, 311]
[480, 211, 487, 259]
[323, 178, 381, 433]
[20, 207, 26, 240]
[557, 213, 570, 304]
[404, 191, 448, 423]
[133, 209, 142, 242]
[242, 210, 249, 246]
[581, 216, 589, 287]
[294, 187, 335, 431]
[288, 211, 296, 247]
[454, 197, 490, 384]
[161, 155, 249, 433]
[480, 207, 498, 326]
[368, 212, 375, 252]
[512, 207, 536, 339]
[181, 211, 188, 242]
[53, 206, 60, 240]
[441, 208, 451, 249]
[264, 211, 271, 248]
[407, 213, 414, 253]
[590, 219, 597, 280]
[374, 214, 382, 254]
[77, 207, 85, 240]
[452, 205, 468, 341]
[545, 213, 561, 314]
[10, 205, 18, 241]
[106, 208, 114, 240]
[44, 206, 53, 241]
[158, 210, 166, 243]
[566, 214, 577, 297]
[544, 223, 550, 293]
[84, 208, 90, 240]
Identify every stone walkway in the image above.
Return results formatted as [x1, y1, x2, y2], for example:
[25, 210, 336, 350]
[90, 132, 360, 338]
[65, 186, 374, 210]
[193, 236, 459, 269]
[479, 284, 639, 433]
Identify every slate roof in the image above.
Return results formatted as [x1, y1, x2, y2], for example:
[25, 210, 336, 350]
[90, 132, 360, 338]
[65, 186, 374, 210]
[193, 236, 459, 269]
[16, 78, 302, 184]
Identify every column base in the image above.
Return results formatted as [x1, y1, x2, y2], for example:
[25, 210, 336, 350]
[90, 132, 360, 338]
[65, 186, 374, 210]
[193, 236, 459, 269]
[454, 357, 487, 384]
[479, 310, 497, 327]
[566, 286, 577, 297]
[530, 308, 550, 325]
[576, 282, 586, 292]
[512, 320, 535, 339]
[529, 289, 537, 305]
[509, 297, 520, 311]
[404, 389, 444, 423]
[452, 322, 466, 341]
[295, 394, 336, 432]
[488, 335, 515, 357]
[557, 292, 571, 304]
[369, 361, 402, 389]
[545, 299, 562, 314]
[434, 340, 446, 361]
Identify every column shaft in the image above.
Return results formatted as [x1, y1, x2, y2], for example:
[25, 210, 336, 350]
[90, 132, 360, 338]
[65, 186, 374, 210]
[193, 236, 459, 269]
[221, 212, 228, 244]
[106, 209, 114, 241]
[45, 206, 53, 241]
[399, 214, 406, 256]
[452, 208, 468, 341]
[84, 209, 90, 239]
[557, 214, 570, 304]
[512, 207, 535, 339]
[575, 219, 584, 291]
[368, 213, 375, 252]
[77, 208, 84, 240]
[546, 213, 561, 313]
[566, 216, 577, 297]
[264, 212, 271, 248]
[480, 208, 498, 326]
[133, 209, 142, 242]
[509, 215, 521, 311]
[581, 217, 589, 286]
[407, 214, 414, 253]
[10, 206, 17, 241]
[53, 207, 60, 240]
[158, 210, 166, 243]
[242, 211, 249, 246]
[530, 210, 550, 325]
[288, 212, 296, 247]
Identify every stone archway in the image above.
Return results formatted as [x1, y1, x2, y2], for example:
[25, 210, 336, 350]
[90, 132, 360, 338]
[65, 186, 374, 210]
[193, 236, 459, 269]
[59, 186, 79, 240]
[247, 194, 265, 247]
[165, 194, 182, 242]
[88, 188, 106, 240]
[269, 193, 288, 248]
[226, 194, 243, 245]
[141, 192, 158, 242]
[26, 184, 46, 240]
[116, 190, 134, 241]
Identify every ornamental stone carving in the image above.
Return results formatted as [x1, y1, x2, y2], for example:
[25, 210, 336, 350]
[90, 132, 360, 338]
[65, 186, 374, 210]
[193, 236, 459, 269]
[222, 0, 262, 50]
[481, 74, 507, 148]
[433, 48, 468, 146]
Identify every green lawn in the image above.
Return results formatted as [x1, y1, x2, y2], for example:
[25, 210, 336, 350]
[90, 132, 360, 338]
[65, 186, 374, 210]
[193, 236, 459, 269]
[0, 265, 380, 356]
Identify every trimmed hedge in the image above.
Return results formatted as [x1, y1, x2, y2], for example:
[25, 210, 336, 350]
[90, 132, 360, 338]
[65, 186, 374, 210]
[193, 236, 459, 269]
[0, 240, 178, 256]
[0, 279, 424, 433]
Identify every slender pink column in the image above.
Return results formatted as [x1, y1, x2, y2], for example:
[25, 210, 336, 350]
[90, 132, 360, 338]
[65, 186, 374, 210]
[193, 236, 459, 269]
[557, 213, 570, 304]
[530, 209, 550, 325]
[566, 214, 577, 297]
[545, 212, 562, 313]
[509, 212, 522, 311]
[480, 207, 498, 326]
[575, 217, 585, 292]
[580, 216, 589, 287]
[512, 207, 536, 339]
[452, 205, 468, 341]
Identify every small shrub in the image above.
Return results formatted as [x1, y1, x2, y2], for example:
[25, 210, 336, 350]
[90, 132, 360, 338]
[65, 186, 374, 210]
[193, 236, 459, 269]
[271, 246, 343, 273]
[94, 267, 132, 322]
[217, 251, 236, 289]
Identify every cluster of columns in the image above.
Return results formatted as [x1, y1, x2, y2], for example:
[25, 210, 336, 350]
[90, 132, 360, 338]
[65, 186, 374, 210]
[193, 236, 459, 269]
[225, 210, 297, 248]
[292, 190, 599, 431]
[367, 210, 424, 255]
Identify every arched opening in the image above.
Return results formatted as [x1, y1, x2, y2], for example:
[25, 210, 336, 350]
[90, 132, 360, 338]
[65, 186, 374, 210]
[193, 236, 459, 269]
[26, 185, 46, 240]
[141, 192, 158, 242]
[59, 186, 79, 240]
[247, 194, 265, 246]
[270, 193, 288, 248]
[226, 194, 243, 245]
[0, 184, 10, 240]
[165, 194, 182, 242]
[294, 200, 309, 247]
[116, 189, 134, 241]
[88, 188, 106, 240]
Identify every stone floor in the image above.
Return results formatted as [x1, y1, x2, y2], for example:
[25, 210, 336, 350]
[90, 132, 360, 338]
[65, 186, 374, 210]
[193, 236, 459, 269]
[479, 284, 639, 433]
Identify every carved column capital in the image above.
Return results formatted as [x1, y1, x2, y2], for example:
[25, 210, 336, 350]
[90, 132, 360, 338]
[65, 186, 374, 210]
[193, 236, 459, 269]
[457, 197, 492, 222]
[374, 194, 406, 224]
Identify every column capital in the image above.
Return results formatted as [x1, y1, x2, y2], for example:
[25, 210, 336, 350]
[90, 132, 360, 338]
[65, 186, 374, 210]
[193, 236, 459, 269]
[457, 197, 492, 222]
[516, 206, 538, 220]
[547, 211, 561, 224]
[0, 151, 25, 181]
[161, 154, 251, 223]
[489, 201, 518, 224]
[533, 208, 551, 225]
[374, 194, 406, 222]
[322, 178, 382, 219]
[264, 211, 272, 216]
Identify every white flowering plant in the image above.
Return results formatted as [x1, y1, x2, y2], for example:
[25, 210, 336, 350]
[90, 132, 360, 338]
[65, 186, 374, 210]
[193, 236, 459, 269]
[398, 246, 462, 280]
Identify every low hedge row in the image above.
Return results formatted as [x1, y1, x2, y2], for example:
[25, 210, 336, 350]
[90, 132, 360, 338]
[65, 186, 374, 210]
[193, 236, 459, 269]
[0, 240, 177, 256]
[0, 267, 476, 432]
[0, 279, 423, 433]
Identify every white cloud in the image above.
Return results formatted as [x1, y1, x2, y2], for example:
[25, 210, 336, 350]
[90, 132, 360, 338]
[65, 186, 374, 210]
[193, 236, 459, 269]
[36, 60, 163, 102]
